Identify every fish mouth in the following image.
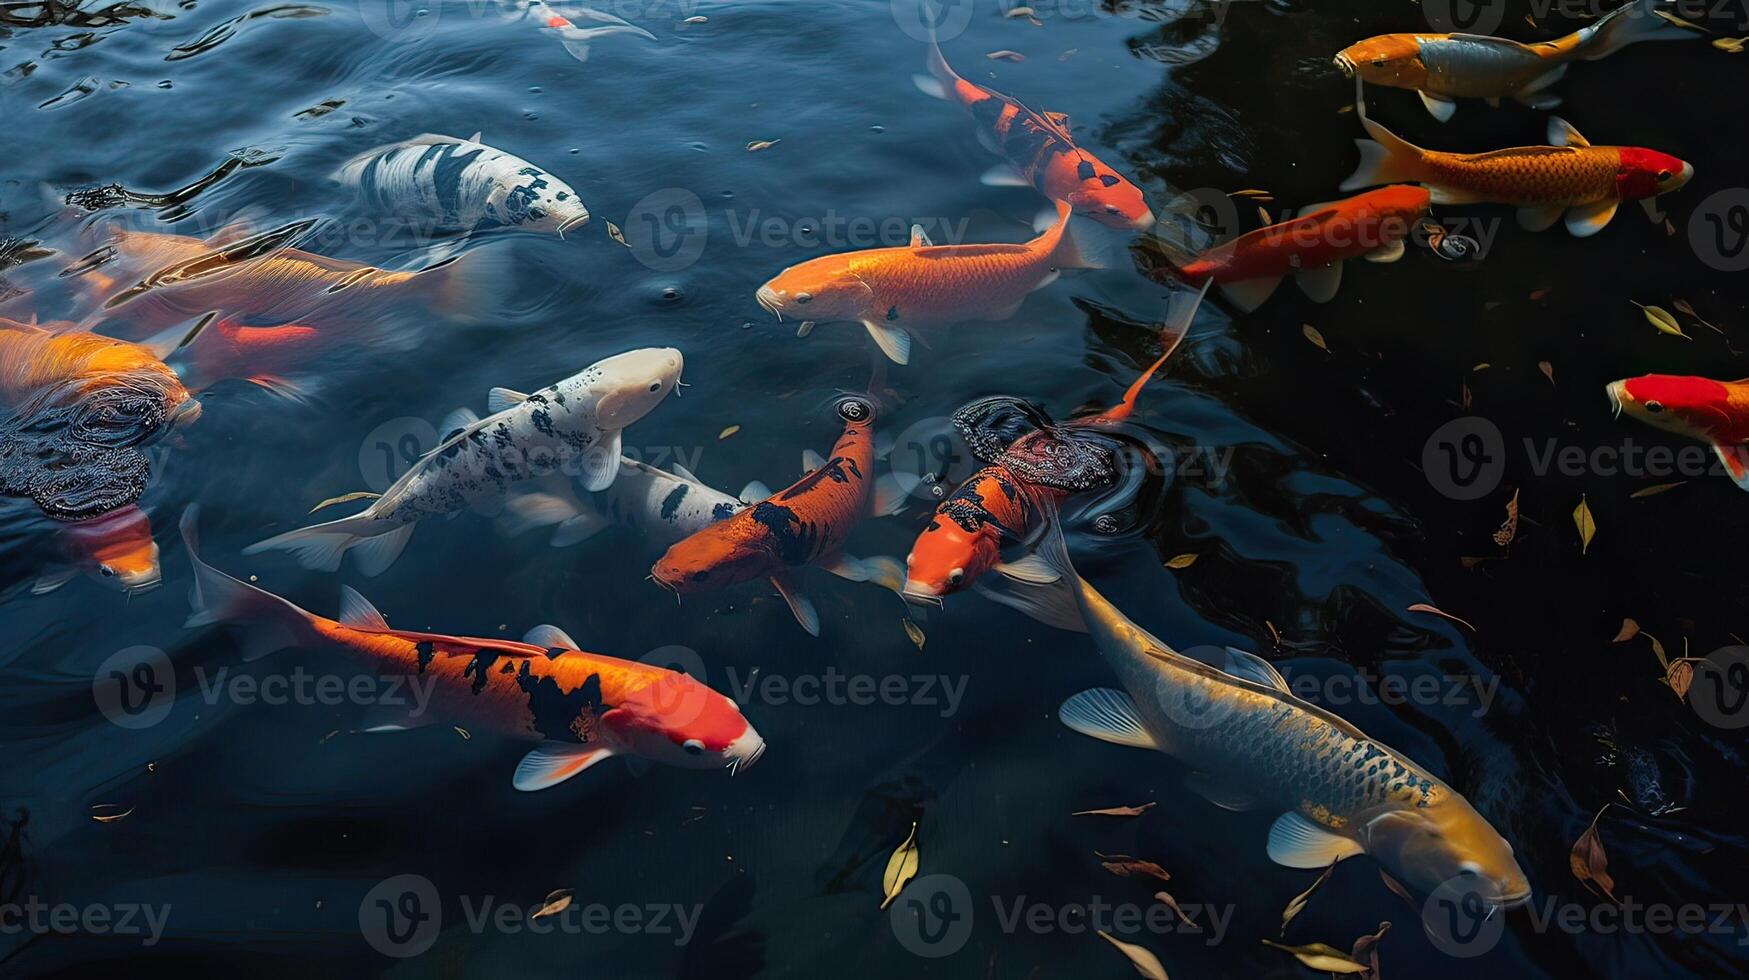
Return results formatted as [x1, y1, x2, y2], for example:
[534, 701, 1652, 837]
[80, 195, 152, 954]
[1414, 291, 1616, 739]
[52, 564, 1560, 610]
[755, 285, 785, 321]
[1495, 886, 1533, 909]
[557, 213, 590, 239]
[726, 731, 766, 776]
[901, 579, 944, 607]
[1131, 208, 1158, 232]
[1333, 52, 1356, 77]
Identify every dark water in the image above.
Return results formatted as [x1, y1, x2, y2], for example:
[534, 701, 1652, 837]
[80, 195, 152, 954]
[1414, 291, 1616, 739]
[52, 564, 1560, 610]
[3, 0, 1748, 976]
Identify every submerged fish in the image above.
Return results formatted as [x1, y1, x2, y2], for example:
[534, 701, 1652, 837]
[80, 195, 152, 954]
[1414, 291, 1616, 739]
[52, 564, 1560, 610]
[182, 507, 764, 790]
[503, 457, 770, 550]
[1335, 0, 1699, 121]
[904, 281, 1207, 600]
[997, 517, 1531, 907]
[32, 503, 162, 596]
[1171, 186, 1432, 311]
[1342, 100, 1692, 237]
[651, 397, 905, 636]
[519, 0, 655, 63]
[755, 203, 1096, 365]
[244, 348, 684, 576]
[335, 132, 590, 238]
[1607, 374, 1749, 490]
[913, 37, 1152, 230]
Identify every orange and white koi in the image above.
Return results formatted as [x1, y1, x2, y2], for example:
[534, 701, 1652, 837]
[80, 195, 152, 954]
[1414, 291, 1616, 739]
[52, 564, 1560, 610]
[1169, 185, 1432, 311]
[651, 397, 905, 636]
[1336, 0, 1699, 121]
[521, 0, 654, 63]
[1608, 374, 1749, 491]
[181, 507, 764, 790]
[914, 37, 1153, 230]
[1343, 98, 1691, 237]
[755, 201, 1093, 364]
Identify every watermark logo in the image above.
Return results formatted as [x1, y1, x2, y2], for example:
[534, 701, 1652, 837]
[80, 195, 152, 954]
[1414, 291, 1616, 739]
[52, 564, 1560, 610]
[891, 0, 975, 42]
[1690, 188, 1749, 273]
[92, 645, 174, 730]
[1422, 417, 1506, 501]
[360, 874, 443, 958]
[623, 188, 709, 273]
[1690, 646, 1749, 730]
[890, 874, 975, 957]
[888, 415, 979, 502]
[359, 416, 439, 492]
[0, 898, 172, 947]
[358, 0, 440, 44]
[1422, 876, 1507, 957]
[1423, 0, 1507, 33]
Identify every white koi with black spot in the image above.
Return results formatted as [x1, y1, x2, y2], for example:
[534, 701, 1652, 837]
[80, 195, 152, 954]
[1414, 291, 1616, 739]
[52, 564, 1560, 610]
[335, 133, 590, 237]
[503, 457, 766, 550]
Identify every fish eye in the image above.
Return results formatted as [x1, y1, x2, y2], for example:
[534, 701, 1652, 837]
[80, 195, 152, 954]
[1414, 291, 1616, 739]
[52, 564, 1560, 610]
[795, 292, 812, 304]
[1372, 59, 1387, 67]
[683, 739, 704, 755]
[1458, 861, 1483, 876]
[648, 382, 661, 392]
[947, 568, 964, 585]
[99, 565, 115, 577]
[1645, 400, 1664, 413]
[1657, 169, 1673, 181]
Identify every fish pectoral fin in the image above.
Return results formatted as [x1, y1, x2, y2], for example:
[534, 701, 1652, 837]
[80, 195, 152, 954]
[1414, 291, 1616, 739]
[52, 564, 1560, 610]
[669, 461, 700, 482]
[821, 552, 871, 582]
[31, 569, 78, 595]
[578, 430, 623, 492]
[1516, 205, 1565, 232]
[861, 320, 913, 365]
[979, 164, 1030, 188]
[1219, 277, 1283, 313]
[801, 449, 828, 475]
[1639, 197, 1665, 223]
[1294, 262, 1344, 304]
[513, 742, 617, 791]
[1058, 688, 1159, 749]
[1418, 90, 1458, 122]
[338, 585, 391, 630]
[1547, 116, 1591, 148]
[994, 553, 1061, 585]
[352, 524, 415, 578]
[770, 574, 820, 636]
[1364, 239, 1407, 264]
[822, 554, 905, 593]
[522, 623, 581, 651]
[439, 407, 482, 443]
[738, 480, 773, 503]
[1565, 198, 1619, 238]
[503, 491, 584, 534]
[1712, 442, 1749, 490]
[1267, 811, 1365, 869]
[911, 73, 949, 100]
[487, 386, 529, 413]
[1185, 771, 1262, 811]
[550, 511, 610, 547]
[871, 473, 914, 517]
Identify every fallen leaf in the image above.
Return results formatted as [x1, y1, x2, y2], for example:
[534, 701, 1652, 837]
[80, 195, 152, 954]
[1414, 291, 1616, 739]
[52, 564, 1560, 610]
[1570, 804, 1618, 904]
[1612, 618, 1640, 643]
[532, 888, 575, 919]
[1648, 633, 1670, 671]
[1472, 362, 1491, 371]
[1630, 481, 1684, 498]
[1350, 921, 1391, 971]
[90, 804, 133, 823]
[903, 618, 925, 651]
[1280, 861, 1337, 935]
[1058, 47, 1078, 60]
[1261, 939, 1370, 974]
[1164, 553, 1198, 569]
[606, 220, 629, 247]
[987, 49, 1025, 61]
[1632, 302, 1691, 340]
[1303, 325, 1329, 352]
[681, 14, 707, 23]
[746, 139, 780, 152]
[311, 490, 382, 513]
[718, 425, 740, 440]
[453, 726, 471, 740]
[1096, 851, 1171, 884]
[880, 821, 920, 909]
[1072, 802, 1157, 818]
[1098, 930, 1169, 979]
[1573, 494, 1596, 554]
[1005, 5, 1036, 16]
[1714, 35, 1746, 52]
[1153, 891, 1200, 931]
[1492, 489, 1520, 547]
[1667, 659, 1696, 701]
[1538, 361, 1554, 384]
[796, 320, 815, 338]
[1378, 869, 1415, 905]
[1529, 288, 1551, 302]
[1407, 602, 1476, 632]
[1673, 299, 1696, 316]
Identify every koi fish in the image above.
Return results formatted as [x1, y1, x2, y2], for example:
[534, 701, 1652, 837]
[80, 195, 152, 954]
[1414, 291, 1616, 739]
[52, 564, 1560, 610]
[904, 281, 1208, 600]
[32, 504, 162, 596]
[1335, 0, 1698, 121]
[1342, 99, 1692, 237]
[181, 507, 764, 789]
[754, 204, 1094, 365]
[651, 397, 905, 636]
[1607, 374, 1749, 490]
[335, 132, 589, 238]
[996, 516, 1531, 906]
[244, 348, 684, 576]
[1170, 185, 1432, 311]
[520, 0, 655, 63]
[503, 458, 770, 549]
[913, 35, 1152, 230]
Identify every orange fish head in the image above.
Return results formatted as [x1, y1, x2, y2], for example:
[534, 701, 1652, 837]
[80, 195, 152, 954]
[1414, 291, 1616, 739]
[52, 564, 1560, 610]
[1616, 148, 1693, 201]
[651, 526, 773, 594]
[604, 673, 765, 772]
[755, 256, 873, 323]
[904, 516, 1001, 600]
[63, 506, 162, 593]
[1333, 35, 1428, 90]
[1060, 157, 1155, 231]
[1608, 374, 1731, 441]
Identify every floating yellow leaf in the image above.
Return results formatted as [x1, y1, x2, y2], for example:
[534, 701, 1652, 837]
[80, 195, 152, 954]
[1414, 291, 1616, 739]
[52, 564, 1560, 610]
[1407, 602, 1475, 632]
[1713, 36, 1746, 52]
[1164, 553, 1198, 569]
[1098, 930, 1169, 980]
[1573, 494, 1596, 554]
[310, 491, 381, 513]
[1612, 618, 1639, 643]
[718, 425, 740, 440]
[1261, 939, 1370, 974]
[454, 726, 471, 740]
[1072, 802, 1156, 818]
[880, 821, 920, 909]
[903, 618, 925, 651]
[796, 320, 815, 338]
[1280, 861, 1337, 935]
[1302, 325, 1329, 352]
[1648, 632, 1670, 670]
[1632, 302, 1690, 340]
[532, 888, 575, 919]
[746, 139, 780, 152]
[606, 220, 629, 247]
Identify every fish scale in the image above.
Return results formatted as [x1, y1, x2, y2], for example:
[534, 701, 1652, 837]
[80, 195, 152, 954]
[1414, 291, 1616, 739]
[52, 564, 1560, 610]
[849, 245, 1051, 324]
[1422, 145, 1621, 206]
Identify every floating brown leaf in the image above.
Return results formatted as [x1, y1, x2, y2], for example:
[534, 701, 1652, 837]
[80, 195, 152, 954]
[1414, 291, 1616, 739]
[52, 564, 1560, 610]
[1667, 659, 1697, 701]
[1570, 805, 1618, 904]
[1648, 633, 1670, 671]
[745, 139, 780, 152]
[1153, 891, 1200, 931]
[718, 425, 740, 440]
[1714, 35, 1746, 52]
[90, 804, 133, 823]
[1378, 869, 1415, 905]
[1096, 851, 1171, 884]
[1630, 481, 1685, 498]
[1098, 930, 1169, 979]
[311, 490, 381, 513]
[453, 726, 471, 740]
[1612, 618, 1640, 643]
[1280, 861, 1337, 935]
[1164, 553, 1198, 569]
[1260, 939, 1370, 974]
[532, 888, 575, 919]
[605, 220, 629, 247]
[1573, 494, 1596, 554]
[1407, 602, 1475, 632]
[1673, 299, 1697, 316]
[880, 821, 920, 909]
[1350, 921, 1391, 971]
[1072, 802, 1157, 818]
[796, 320, 815, 338]
[1538, 361, 1554, 384]
[903, 618, 925, 651]
[1492, 489, 1520, 547]
[1302, 325, 1329, 352]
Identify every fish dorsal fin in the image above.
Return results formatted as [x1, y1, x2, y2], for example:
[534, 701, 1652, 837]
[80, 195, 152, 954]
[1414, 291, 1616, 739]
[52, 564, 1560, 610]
[522, 623, 580, 651]
[513, 742, 616, 791]
[909, 223, 933, 247]
[801, 449, 827, 474]
[1218, 647, 1291, 692]
[1267, 811, 1364, 868]
[669, 461, 699, 482]
[468, 131, 484, 144]
[439, 407, 481, 442]
[1045, 110, 1071, 129]
[338, 585, 390, 630]
[487, 387, 529, 413]
[1548, 117, 1590, 148]
[1059, 688, 1159, 748]
[739, 480, 772, 503]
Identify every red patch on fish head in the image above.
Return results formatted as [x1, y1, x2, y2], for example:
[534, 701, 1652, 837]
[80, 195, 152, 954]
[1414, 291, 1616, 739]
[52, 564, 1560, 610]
[1063, 157, 1153, 230]
[1616, 147, 1691, 201]
[546, 14, 569, 27]
[904, 518, 1000, 598]
[1621, 374, 1732, 435]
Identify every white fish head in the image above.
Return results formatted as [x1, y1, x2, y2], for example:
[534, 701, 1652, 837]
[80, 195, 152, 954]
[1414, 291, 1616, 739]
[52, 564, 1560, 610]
[1363, 805, 1531, 908]
[505, 168, 589, 236]
[587, 347, 684, 428]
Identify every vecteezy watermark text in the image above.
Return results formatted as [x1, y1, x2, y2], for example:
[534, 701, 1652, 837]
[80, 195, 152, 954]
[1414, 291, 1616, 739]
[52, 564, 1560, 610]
[0, 898, 172, 947]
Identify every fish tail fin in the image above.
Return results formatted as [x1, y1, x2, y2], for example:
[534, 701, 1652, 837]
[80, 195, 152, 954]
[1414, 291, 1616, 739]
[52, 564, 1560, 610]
[181, 506, 311, 660]
[429, 243, 515, 326]
[241, 510, 407, 576]
[1036, 200, 1113, 271]
[1578, 0, 1698, 60]
[550, 23, 655, 62]
[1342, 88, 1426, 191]
[972, 495, 1088, 632]
[1095, 279, 1211, 424]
